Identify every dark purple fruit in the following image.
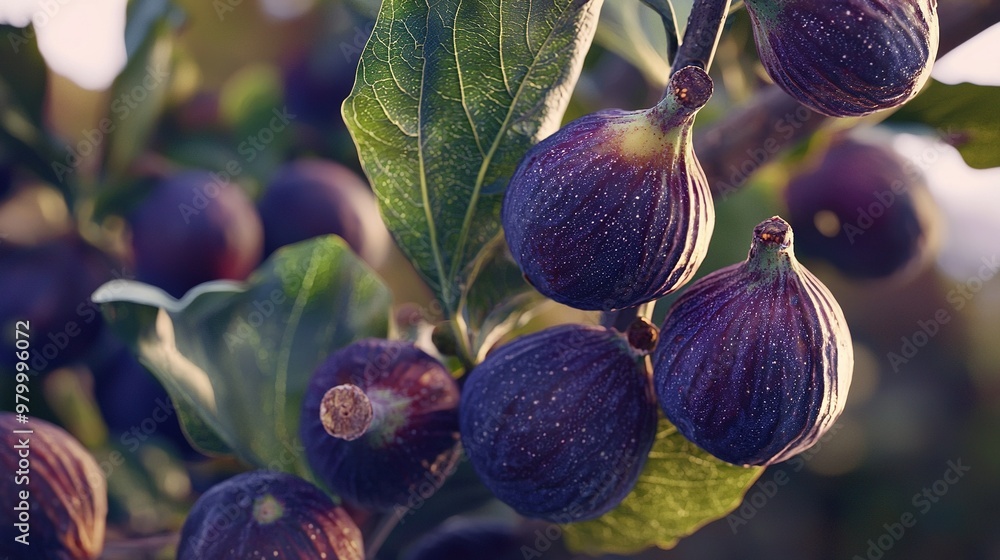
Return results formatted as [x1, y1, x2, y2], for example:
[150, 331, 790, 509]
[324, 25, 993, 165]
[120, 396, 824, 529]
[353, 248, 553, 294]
[128, 170, 263, 298]
[744, 0, 939, 117]
[402, 521, 522, 560]
[784, 135, 936, 278]
[502, 66, 716, 311]
[0, 236, 114, 375]
[0, 413, 107, 560]
[177, 470, 363, 560]
[460, 325, 657, 522]
[300, 340, 461, 511]
[653, 217, 853, 466]
[257, 159, 390, 265]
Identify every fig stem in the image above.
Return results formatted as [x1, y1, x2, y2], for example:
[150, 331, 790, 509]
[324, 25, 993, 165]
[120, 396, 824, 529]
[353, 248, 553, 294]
[319, 384, 374, 441]
[640, 0, 680, 63]
[670, 0, 732, 74]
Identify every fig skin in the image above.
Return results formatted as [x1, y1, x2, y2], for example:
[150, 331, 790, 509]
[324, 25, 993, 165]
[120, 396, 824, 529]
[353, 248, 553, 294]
[784, 135, 936, 279]
[299, 340, 461, 512]
[176, 470, 363, 560]
[653, 217, 853, 466]
[502, 66, 715, 311]
[460, 325, 658, 522]
[402, 521, 522, 560]
[0, 413, 107, 560]
[128, 170, 263, 298]
[744, 0, 939, 117]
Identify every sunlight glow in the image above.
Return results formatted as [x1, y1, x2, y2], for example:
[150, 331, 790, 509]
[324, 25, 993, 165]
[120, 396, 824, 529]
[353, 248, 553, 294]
[933, 23, 1000, 86]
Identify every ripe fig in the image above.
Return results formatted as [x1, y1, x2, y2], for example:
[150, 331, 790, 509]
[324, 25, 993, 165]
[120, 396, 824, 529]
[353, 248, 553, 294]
[653, 217, 853, 466]
[177, 470, 363, 560]
[784, 135, 936, 279]
[300, 340, 461, 511]
[744, 0, 939, 117]
[0, 236, 114, 375]
[402, 521, 522, 560]
[460, 324, 657, 522]
[0, 413, 107, 560]
[502, 66, 716, 311]
[128, 171, 263, 298]
[257, 159, 391, 266]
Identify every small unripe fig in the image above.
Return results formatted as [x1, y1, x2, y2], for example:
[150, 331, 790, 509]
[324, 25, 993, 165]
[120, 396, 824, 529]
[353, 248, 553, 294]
[653, 217, 853, 466]
[177, 470, 363, 560]
[128, 171, 263, 298]
[0, 413, 107, 560]
[502, 66, 716, 311]
[460, 325, 657, 522]
[300, 340, 461, 511]
[257, 159, 391, 266]
[744, 0, 939, 117]
[784, 135, 936, 278]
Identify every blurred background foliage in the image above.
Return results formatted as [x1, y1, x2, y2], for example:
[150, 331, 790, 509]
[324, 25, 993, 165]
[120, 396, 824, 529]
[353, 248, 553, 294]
[1, 0, 999, 558]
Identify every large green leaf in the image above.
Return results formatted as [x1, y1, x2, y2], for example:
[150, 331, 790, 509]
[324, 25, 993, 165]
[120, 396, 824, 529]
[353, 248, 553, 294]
[343, 0, 604, 315]
[891, 79, 1000, 170]
[93, 236, 391, 475]
[564, 416, 763, 555]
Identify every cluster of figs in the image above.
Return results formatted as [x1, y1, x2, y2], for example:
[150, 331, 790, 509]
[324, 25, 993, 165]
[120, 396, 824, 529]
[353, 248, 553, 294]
[0, 0, 941, 557]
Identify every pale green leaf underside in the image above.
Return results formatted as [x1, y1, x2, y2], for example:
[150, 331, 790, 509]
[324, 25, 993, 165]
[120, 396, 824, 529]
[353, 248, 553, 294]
[564, 416, 763, 555]
[94, 236, 391, 475]
[344, 0, 604, 312]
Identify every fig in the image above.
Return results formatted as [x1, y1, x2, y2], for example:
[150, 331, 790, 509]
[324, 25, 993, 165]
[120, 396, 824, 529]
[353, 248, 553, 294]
[0, 236, 114, 375]
[460, 324, 657, 522]
[300, 340, 461, 511]
[0, 413, 107, 560]
[502, 66, 716, 311]
[128, 170, 263, 298]
[653, 217, 853, 466]
[744, 0, 939, 117]
[257, 159, 391, 266]
[402, 521, 522, 560]
[784, 135, 936, 278]
[177, 470, 363, 560]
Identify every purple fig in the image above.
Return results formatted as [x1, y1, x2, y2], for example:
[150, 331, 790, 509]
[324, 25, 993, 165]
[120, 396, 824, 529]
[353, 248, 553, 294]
[784, 135, 937, 278]
[653, 217, 853, 466]
[0, 413, 107, 560]
[177, 470, 363, 560]
[460, 324, 657, 522]
[744, 0, 939, 117]
[299, 340, 461, 511]
[502, 66, 716, 311]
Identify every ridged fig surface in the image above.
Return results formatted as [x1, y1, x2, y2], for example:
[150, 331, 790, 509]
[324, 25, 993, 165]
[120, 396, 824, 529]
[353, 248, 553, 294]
[0, 413, 106, 560]
[784, 135, 936, 278]
[502, 66, 716, 311]
[460, 325, 658, 522]
[745, 0, 938, 117]
[177, 470, 363, 560]
[653, 217, 853, 466]
[300, 340, 461, 511]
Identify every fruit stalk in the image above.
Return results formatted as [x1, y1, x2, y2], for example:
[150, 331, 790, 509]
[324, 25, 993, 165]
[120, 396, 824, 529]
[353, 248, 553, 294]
[670, 0, 732, 73]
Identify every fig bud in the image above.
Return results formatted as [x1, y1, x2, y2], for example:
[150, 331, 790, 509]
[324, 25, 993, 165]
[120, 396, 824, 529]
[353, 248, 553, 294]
[177, 470, 363, 560]
[300, 340, 461, 511]
[0, 413, 107, 560]
[502, 66, 716, 310]
[784, 134, 937, 279]
[460, 325, 658, 521]
[653, 217, 853, 466]
[744, 0, 939, 117]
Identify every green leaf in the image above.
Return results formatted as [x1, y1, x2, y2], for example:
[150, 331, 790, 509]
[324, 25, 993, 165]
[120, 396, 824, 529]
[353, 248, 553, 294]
[0, 25, 48, 124]
[891, 79, 1000, 169]
[564, 416, 763, 555]
[343, 0, 604, 315]
[93, 236, 392, 474]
